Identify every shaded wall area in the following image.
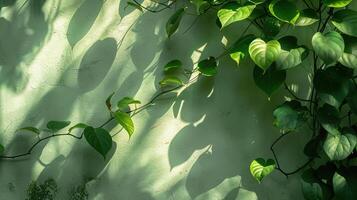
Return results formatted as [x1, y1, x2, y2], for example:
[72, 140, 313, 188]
[2, 0, 352, 199]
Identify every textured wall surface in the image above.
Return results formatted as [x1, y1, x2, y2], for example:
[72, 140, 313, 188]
[2, 0, 352, 199]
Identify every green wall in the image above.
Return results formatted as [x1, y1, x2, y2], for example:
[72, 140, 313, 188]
[2, 0, 353, 199]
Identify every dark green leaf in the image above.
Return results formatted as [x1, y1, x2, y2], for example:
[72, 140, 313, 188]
[68, 123, 88, 133]
[253, 65, 286, 97]
[273, 100, 308, 132]
[198, 57, 218, 76]
[339, 34, 357, 69]
[164, 59, 183, 73]
[106, 92, 115, 112]
[301, 169, 332, 200]
[46, 121, 71, 132]
[332, 9, 357, 37]
[333, 170, 357, 199]
[83, 126, 112, 159]
[317, 104, 341, 136]
[268, 0, 300, 24]
[262, 17, 281, 38]
[295, 9, 319, 27]
[166, 8, 185, 38]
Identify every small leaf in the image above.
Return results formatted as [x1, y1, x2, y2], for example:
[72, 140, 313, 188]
[249, 38, 281, 71]
[83, 126, 112, 159]
[317, 104, 341, 136]
[332, 9, 357, 37]
[114, 111, 134, 137]
[159, 76, 184, 87]
[312, 31, 345, 65]
[253, 65, 286, 97]
[166, 8, 185, 38]
[106, 92, 115, 112]
[47, 121, 71, 132]
[273, 100, 308, 132]
[68, 123, 88, 133]
[17, 127, 41, 135]
[197, 57, 218, 76]
[323, 0, 352, 8]
[250, 158, 275, 183]
[268, 0, 300, 24]
[117, 97, 141, 111]
[217, 2, 256, 28]
[229, 34, 256, 65]
[323, 131, 357, 161]
[164, 59, 183, 73]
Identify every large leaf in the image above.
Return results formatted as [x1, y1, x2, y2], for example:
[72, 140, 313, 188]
[333, 170, 357, 200]
[317, 104, 341, 136]
[83, 126, 112, 159]
[166, 8, 185, 38]
[312, 31, 345, 65]
[301, 169, 332, 200]
[323, 0, 352, 8]
[217, 2, 255, 28]
[268, 0, 300, 24]
[67, 0, 103, 47]
[250, 158, 275, 183]
[273, 100, 308, 132]
[114, 111, 134, 137]
[197, 57, 218, 76]
[229, 34, 256, 65]
[339, 34, 357, 69]
[46, 121, 71, 132]
[332, 9, 357, 37]
[249, 38, 281, 71]
[323, 132, 357, 161]
[253, 65, 286, 97]
[295, 9, 319, 27]
[314, 65, 352, 108]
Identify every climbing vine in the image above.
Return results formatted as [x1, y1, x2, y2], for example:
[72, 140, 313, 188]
[1, 0, 357, 199]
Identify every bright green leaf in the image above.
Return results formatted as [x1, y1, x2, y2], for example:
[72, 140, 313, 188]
[253, 65, 286, 97]
[332, 9, 357, 37]
[217, 2, 256, 28]
[114, 111, 134, 137]
[166, 8, 185, 38]
[250, 158, 275, 183]
[323, 132, 357, 161]
[312, 31, 345, 65]
[83, 126, 112, 159]
[249, 38, 281, 71]
[323, 0, 352, 8]
[117, 97, 141, 111]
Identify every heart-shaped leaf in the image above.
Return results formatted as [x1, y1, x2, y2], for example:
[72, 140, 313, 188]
[323, 0, 352, 8]
[323, 131, 357, 161]
[253, 65, 286, 97]
[249, 38, 281, 71]
[198, 57, 218, 76]
[166, 8, 185, 38]
[339, 34, 357, 69]
[332, 9, 357, 37]
[84, 126, 112, 159]
[317, 104, 341, 136]
[47, 121, 71, 132]
[312, 31, 345, 65]
[217, 2, 255, 28]
[114, 111, 134, 137]
[301, 169, 333, 200]
[273, 100, 308, 132]
[229, 34, 256, 65]
[250, 158, 275, 183]
[262, 17, 281, 38]
[268, 0, 300, 24]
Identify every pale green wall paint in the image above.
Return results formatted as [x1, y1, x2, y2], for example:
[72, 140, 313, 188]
[2, 0, 354, 199]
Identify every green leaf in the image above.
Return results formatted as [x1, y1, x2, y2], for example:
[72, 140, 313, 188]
[314, 65, 352, 108]
[105, 92, 115, 112]
[249, 38, 281, 71]
[250, 158, 275, 183]
[67, 0, 103, 47]
[323, 131, 357, 161]
[301, 169, 332, 200]
[17, 127, 41, 135]
[332, 9, 357, 37]
[317, 104, 341, 136]
[197, 57, 218, 76]
[273, 100, 308, 132]
[117, 97, 141, 111]
[295, 9, 319, 27]
[114, 111, 134, 137]
[217, 2, 255, 28]
[323, 0, 352, 8]
[0, 144, 4, 155]
[83, 126, 112, 159]
[268, 0, 300, 24]
[312, 31, 345, 65]
[68, 123, 88, 133]
[253, 65, 286, 97]
[46, 121, 71, 132]
[166, 8, 185, 38]
[333, 171, 357, 199]
[339, 34, 357, 69]
[164, 59, 182, 73]
[229, 34, 256, 65]
[262, 17, 281, 38]
[249, 0, 265, 4]
[276, 47, 307, 70]
[159, 76, 184, 87]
